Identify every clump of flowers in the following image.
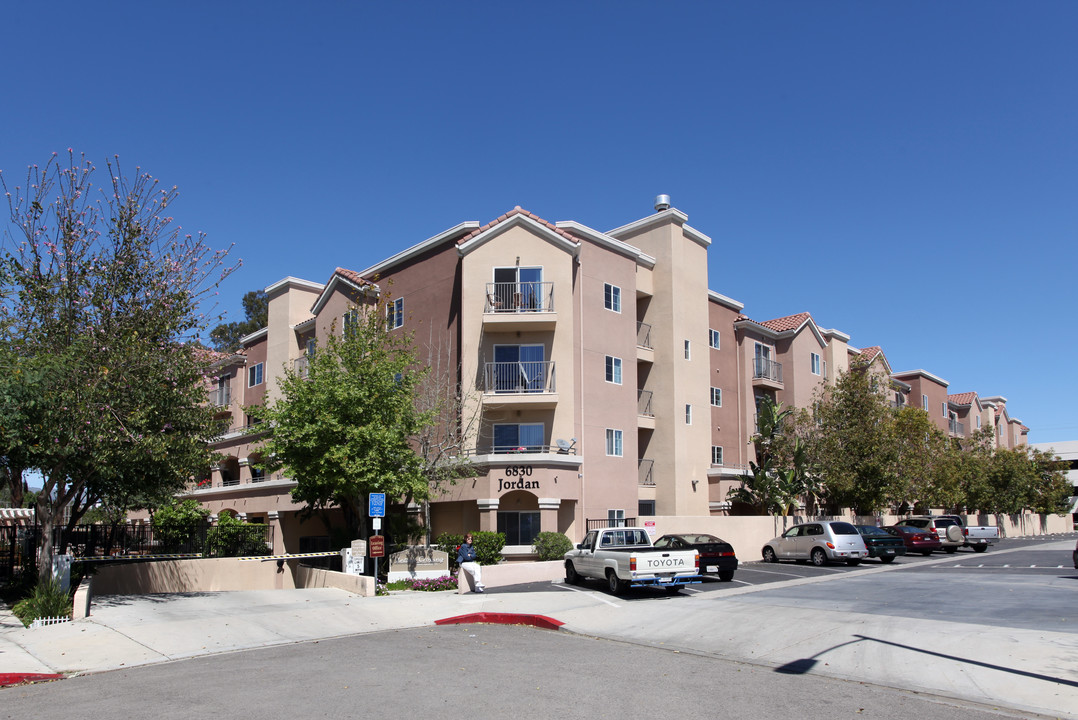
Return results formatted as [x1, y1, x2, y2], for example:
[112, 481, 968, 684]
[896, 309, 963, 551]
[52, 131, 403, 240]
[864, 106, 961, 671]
[375, 582, 389, 596]
[405, 575, 457, 592]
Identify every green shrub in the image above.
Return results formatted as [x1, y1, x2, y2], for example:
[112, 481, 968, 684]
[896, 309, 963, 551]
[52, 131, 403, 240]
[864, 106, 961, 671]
[435, 530, 505, 568]
[12, 581, 72, 627]
[204, 513, 271, 557]
[152, 499, 209, 552]
[533, 531, 573, 560]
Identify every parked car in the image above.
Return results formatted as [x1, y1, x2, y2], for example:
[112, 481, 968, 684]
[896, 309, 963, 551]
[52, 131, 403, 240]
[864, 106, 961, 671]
[854, 525, 907, 563]
[894, 516, 964, 553]
[654, 533, 738, 581]
[937, 514, 1000, 552]
[884, 524, 942, 556]
[761, 521, 868, 567]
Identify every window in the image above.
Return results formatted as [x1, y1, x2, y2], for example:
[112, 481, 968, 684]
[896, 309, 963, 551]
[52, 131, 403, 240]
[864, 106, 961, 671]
[491, 344, 546, 393]
[684, 340, 691, 360]
[638, 500, 656, 517]
[711, 446, 723, 465]
[343, 308, 359, 336]
[942, 402, 947, 418]
[608, 509, 626, 528]
[823, 360, 827, 379]
[248, 362, 264, 387]
[604, 283, 621, 312]
[606, 429, 623, 457]
[305, 337, 317, 357]
[710, 387, 722, 407]
[685, 404, 692, 424]
[492, 423, 544, 453]
[386, 297, 404, 330]
[493, 266, 543, 311]
[605, 356, 622, 385]
[810, 352, 821, 375]
[709, 329, 720, 350]
[976, 416, 981, 429]
[922, 394, 929, 410]
[497, 511, 541, 545]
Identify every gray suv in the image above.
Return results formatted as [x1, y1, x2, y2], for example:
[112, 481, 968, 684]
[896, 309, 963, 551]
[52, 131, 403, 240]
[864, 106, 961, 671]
[762, 521, 869, 566]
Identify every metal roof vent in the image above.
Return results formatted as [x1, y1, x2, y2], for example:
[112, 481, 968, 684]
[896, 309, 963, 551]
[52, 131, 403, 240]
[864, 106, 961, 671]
[654, 194, 671, 212]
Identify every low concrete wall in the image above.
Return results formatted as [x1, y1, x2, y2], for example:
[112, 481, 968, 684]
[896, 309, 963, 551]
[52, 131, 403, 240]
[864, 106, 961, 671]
[295, 565, 375, 597]
[457, 559, 563, 594]
[72, 577, 92, 619]
[92, 557, 301, 595]
[641, 513, 1071, 563]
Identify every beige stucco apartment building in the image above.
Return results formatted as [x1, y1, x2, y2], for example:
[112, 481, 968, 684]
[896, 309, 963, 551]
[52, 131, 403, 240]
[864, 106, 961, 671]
[183, 197, 1031, 556]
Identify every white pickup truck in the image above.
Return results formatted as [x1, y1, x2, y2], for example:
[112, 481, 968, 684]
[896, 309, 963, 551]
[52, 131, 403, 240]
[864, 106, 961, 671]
[939, 514, 1001, 552]
[564, 527, 701, 595]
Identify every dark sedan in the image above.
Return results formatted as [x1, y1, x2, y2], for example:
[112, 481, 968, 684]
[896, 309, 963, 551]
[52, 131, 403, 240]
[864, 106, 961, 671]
[884, 524, 942, 556]
[854, 525, 907, 563]
[654, 533, 738, 581]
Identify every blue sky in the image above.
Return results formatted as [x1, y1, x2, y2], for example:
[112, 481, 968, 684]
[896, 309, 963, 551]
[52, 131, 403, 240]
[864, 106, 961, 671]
[2, 2, 1075, 443]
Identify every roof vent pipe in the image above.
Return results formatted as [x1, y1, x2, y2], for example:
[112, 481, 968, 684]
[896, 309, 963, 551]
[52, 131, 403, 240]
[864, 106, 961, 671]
[654, 194, 671, 212]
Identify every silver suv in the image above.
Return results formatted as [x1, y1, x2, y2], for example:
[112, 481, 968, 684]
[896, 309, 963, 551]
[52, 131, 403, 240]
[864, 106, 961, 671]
[895, 516, 964, 553]
[762, 521, 869, 566]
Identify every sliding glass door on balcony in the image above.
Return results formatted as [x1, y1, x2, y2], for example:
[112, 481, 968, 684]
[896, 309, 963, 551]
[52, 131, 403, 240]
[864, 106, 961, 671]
[493, 423, 545, 453]
[491, 267, 546, 312]
[490, 344, 547, 393]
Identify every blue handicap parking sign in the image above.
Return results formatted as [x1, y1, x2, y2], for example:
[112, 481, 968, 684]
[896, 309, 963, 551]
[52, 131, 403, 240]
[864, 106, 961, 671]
[369, 492, 386, 518]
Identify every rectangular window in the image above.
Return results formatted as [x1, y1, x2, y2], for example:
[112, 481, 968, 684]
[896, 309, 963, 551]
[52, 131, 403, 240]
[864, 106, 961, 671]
[492, 423, 544, 453]
[685, 404, 692, 424]
[976, 416, 981, 429]
[810, 353, 821, 375]
[248, 362, 263, 387]
[497, 511, 541, 546]
[608, 509, 626, 527]
[684, 340, 691, 360]
[386, 297, 404, 330]
[343, 308, 359, 336]
[305, 337, 317, 357]
[638, 500, 656, 517]
[711, 446, 723, 465]
[710, 387, 722, 407]
[606, 429, 623, 457]
[709, 329, 720, 350]
[922, 394, 929, 410]
[605, 356, 622, 385]
[604, 283, 621, 313]
[823, 360, 827, 379]
[942, 402, 947, 418]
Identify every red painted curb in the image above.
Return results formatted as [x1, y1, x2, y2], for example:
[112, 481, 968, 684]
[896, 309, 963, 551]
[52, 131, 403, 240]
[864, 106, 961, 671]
[0, 673, 64, 687]
[434, 612, 564, 630]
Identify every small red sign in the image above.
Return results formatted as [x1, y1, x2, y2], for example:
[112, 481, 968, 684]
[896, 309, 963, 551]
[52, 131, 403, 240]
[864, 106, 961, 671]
[369, 535, 385, 558]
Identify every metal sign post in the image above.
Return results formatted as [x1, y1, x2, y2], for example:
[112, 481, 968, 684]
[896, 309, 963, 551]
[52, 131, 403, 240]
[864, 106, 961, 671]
[369, 493, 386, 580]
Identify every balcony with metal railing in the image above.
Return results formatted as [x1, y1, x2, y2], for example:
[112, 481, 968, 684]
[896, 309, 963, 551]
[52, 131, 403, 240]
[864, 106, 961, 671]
[638, 458, 655, 486]
[293, 355, 310, 379]
[483, 282, 556, 330]
[949, 419, 965, 436]
[752, 357, 783, 388]
[636, 321, 654, 363]
[210, 387, 231, 407]
[482, 361, 557, 407]
[637, 389, 656, 429]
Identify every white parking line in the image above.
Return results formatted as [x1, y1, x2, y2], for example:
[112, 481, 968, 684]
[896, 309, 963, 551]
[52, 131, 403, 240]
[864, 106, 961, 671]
[742, 566, 817, 578]
[555, 583, 620, 607]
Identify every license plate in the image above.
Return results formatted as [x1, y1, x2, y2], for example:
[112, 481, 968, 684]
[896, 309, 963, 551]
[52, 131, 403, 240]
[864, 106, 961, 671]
[883, 549, 894, 554]
[706, 565, 718, 573]
[850, 552, 860, 557]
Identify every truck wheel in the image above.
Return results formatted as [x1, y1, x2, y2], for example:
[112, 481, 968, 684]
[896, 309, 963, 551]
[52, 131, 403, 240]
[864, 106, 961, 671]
[565, 562, 581, 585]
[811, 548, 827, 567]
[762, 547, 777, 563]
[718, 569, 735, 581]
[606, 570, 625, 595]
[944, 546, 957, 554]
[973, 545, 988, 553]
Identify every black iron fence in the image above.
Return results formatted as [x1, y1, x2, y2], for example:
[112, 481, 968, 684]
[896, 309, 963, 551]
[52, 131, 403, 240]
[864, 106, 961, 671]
[0, 523, 273, 579]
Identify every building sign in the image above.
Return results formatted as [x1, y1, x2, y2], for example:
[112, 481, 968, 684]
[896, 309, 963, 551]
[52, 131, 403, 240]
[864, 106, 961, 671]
[369, 535, 386, 557]
[496, 465, 540, 493]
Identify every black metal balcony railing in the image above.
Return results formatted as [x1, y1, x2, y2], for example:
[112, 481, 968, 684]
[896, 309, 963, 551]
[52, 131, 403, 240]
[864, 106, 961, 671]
[638, 458, 654, 486]
[211, 387, 231, 407]
[753, 357, 783, 383]
[638, 389, 654, 417]
[586, 517, 638, 531]
[484, 360, 556, 394]
[461, 445, 578, 456]
[637, 321, 653, 350]
[485, 282, 554, 313]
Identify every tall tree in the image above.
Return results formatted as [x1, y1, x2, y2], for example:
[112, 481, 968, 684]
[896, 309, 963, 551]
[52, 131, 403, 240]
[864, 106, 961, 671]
[0, 151, 235, 582]
[250, 296, 433, 541]
[808, 368, 898, 514]
[209, 289, 268, 352]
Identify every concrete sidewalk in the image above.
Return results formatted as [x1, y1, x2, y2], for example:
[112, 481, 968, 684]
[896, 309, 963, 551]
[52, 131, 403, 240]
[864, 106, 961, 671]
[2, 544, 1076, 718]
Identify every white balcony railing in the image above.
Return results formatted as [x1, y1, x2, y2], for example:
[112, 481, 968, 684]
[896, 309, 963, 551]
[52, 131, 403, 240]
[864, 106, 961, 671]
[483, 361, 556, 394]
[211, 387, 231, 407]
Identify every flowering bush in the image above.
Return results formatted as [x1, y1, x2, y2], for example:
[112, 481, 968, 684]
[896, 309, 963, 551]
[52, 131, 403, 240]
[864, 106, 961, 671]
[405, 575, 457, 592]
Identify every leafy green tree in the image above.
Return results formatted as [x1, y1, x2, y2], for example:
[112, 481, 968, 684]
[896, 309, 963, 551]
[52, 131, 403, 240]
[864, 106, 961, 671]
[209, 290, 268, 352]
[891, 407, 962, 512]
[808, 368, 898, 514]
[0, 151, 235, 582]
[728, 398, 819, 515]
[250, 295, 434, 541]
[151, 499, 209, 552]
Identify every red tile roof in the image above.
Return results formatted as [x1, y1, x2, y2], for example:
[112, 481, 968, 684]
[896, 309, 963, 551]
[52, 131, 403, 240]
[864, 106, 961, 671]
[457, 207, 582, 246]
[858, 346, 883, 362]
[947, 392, 978, 406]
[333, 267, 375, 287]
[757, 312, 812, 333]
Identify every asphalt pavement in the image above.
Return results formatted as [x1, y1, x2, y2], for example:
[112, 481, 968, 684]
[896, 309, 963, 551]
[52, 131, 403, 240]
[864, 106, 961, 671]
[1, 536, 1076, 718]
